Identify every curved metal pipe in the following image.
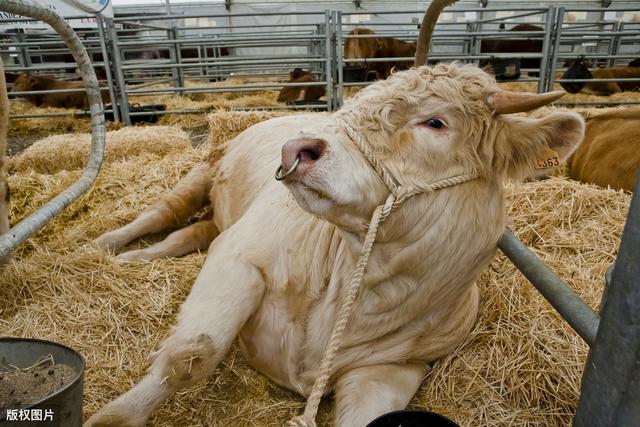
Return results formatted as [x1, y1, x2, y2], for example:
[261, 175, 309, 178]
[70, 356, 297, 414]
[0, 0, 105, 259]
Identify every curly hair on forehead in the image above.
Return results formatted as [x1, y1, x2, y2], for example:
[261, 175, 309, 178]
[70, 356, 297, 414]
[337, 63, 497, 141]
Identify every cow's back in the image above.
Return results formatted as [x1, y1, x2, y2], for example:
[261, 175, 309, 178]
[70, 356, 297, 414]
[569, 108, 640, 191]
[592, 67, 640, 93]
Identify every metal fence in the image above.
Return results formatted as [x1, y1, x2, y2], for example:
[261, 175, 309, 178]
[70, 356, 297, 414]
[1, 5, 639, 124]
[0, 2, 639, 427]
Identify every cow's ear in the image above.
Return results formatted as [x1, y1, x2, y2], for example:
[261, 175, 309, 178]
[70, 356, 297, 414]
[493, 112, 585, 180]
[290, 68, 304, 79]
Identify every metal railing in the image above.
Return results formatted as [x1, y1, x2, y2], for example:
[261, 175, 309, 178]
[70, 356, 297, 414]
[0, 3, 638, 427]
[0, 0, 105, 259]
[1, 5, 639, 123]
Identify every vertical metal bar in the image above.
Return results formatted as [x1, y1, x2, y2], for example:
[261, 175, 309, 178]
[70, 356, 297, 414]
[107, 18, 131, 126]
[546, 6, 564, 92]
[336, 11, 344, 108]
[167, 28, 179, 94]
[607, 20, 621, 67]
[538, 6, 555, 93]
[324, 9, 333, 112]
[573, 169, 640, 427]
[473, 22, 482, 63]
[169, 27, 184, 95]
[198, 34, 205, 78]
[96, 15, 119, 123]
[16, 30, 31, 68]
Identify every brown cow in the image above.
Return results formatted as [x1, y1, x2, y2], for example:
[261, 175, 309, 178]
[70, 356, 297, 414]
[344, 28, 417, 80]
[480, 23, 544, 79]
[277, 68, 325, 104]
[561, 58, 640, 95]
[568, 108, 640, 192]
[0, 58, 9, 267]
[11, 74, 109, 109]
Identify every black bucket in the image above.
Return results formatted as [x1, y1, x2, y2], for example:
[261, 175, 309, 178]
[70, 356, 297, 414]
[343, 65, 369, 83]
[366, 409, 459, 427]
[104, 103, 167, 124]
[0, 338, 84, 427]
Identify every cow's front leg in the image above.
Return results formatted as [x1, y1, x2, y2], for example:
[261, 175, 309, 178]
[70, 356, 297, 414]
[334, 362, 429, 427]
[84, 237, 265, 427]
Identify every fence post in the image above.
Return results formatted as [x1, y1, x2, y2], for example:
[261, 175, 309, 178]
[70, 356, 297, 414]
[335, 11, 344, 108]
[573, 170, 640, 426]
[607, 20, 622, 67]
[538, 6, 556, 93]
[323, 9, 333, 112]
[168, 27, 184, 96]
[546, 6, 564, 92]
[107, 18, 131, 125]
[15, 29, 31, 69]
[96, 15, 120, 123]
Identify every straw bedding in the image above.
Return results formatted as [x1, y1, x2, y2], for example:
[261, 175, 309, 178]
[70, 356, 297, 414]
[0, 110, 632, 426]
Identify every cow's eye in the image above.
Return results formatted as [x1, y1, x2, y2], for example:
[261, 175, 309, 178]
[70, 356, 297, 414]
[420, 118, 447, 129]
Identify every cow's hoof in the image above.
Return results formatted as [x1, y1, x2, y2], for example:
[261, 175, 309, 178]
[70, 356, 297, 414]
[93, 230, 128, 252]
[114, 249, 151, 263]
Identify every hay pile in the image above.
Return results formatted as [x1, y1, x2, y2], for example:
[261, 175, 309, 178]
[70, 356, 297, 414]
[8, 78, 286, 132]
[9, 99, 122, 138]
[8, 126, 192, 175]
[0, 111, 632, 426]
[129, 78, 283, 128]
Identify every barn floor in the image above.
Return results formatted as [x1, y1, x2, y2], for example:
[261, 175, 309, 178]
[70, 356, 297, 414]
[1, 106, 632, 426]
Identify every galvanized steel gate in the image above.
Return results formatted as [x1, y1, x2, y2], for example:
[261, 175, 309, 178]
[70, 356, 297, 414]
[0, 1, 639, 426]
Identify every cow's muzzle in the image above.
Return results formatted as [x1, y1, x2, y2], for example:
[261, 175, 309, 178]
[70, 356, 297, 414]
[275, 137, 327, 181]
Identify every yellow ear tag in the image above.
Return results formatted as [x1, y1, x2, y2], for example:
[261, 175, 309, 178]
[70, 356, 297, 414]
[535, 146, 561, 170]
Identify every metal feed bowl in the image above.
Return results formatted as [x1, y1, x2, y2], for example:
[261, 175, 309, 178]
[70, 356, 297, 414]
[0, 337, 85, 427]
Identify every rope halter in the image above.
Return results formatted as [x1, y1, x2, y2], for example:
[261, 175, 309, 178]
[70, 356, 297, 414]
[285, 117, 478, 427]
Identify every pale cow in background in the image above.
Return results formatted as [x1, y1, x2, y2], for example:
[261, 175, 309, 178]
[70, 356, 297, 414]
[0, 58, 10, 267]
[85, 61, 584, 427]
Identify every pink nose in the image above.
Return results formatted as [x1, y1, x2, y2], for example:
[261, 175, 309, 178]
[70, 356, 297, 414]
[279, 137, 327, 178]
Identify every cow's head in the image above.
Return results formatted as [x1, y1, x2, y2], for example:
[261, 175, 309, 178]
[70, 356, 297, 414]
[11, 73, 37, 92]
[277, 63, 584, 231]
[560, 57, 592, 94]
[277, 69, 316, 104]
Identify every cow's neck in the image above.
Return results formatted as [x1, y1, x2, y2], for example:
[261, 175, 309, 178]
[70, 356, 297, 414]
[335, 177, 504, 308]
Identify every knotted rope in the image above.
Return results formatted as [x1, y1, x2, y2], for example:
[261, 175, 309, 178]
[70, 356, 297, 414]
[285, 120, 477, 427]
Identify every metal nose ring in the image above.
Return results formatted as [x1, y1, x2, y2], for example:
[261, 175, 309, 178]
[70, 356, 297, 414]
[275, 156, 300, 181]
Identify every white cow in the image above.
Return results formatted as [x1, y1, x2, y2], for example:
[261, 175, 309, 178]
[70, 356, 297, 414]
[85, 63, 584, 427]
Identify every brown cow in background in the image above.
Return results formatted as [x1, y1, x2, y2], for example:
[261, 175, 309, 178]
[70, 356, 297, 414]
[344, 28, 416, 80]
[561, 58, 640, 95]
[568, 108, 640, 192]
[11, 73, 109, 109]
[277, 68, 325, 104]
[480, 23, 544, 78]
